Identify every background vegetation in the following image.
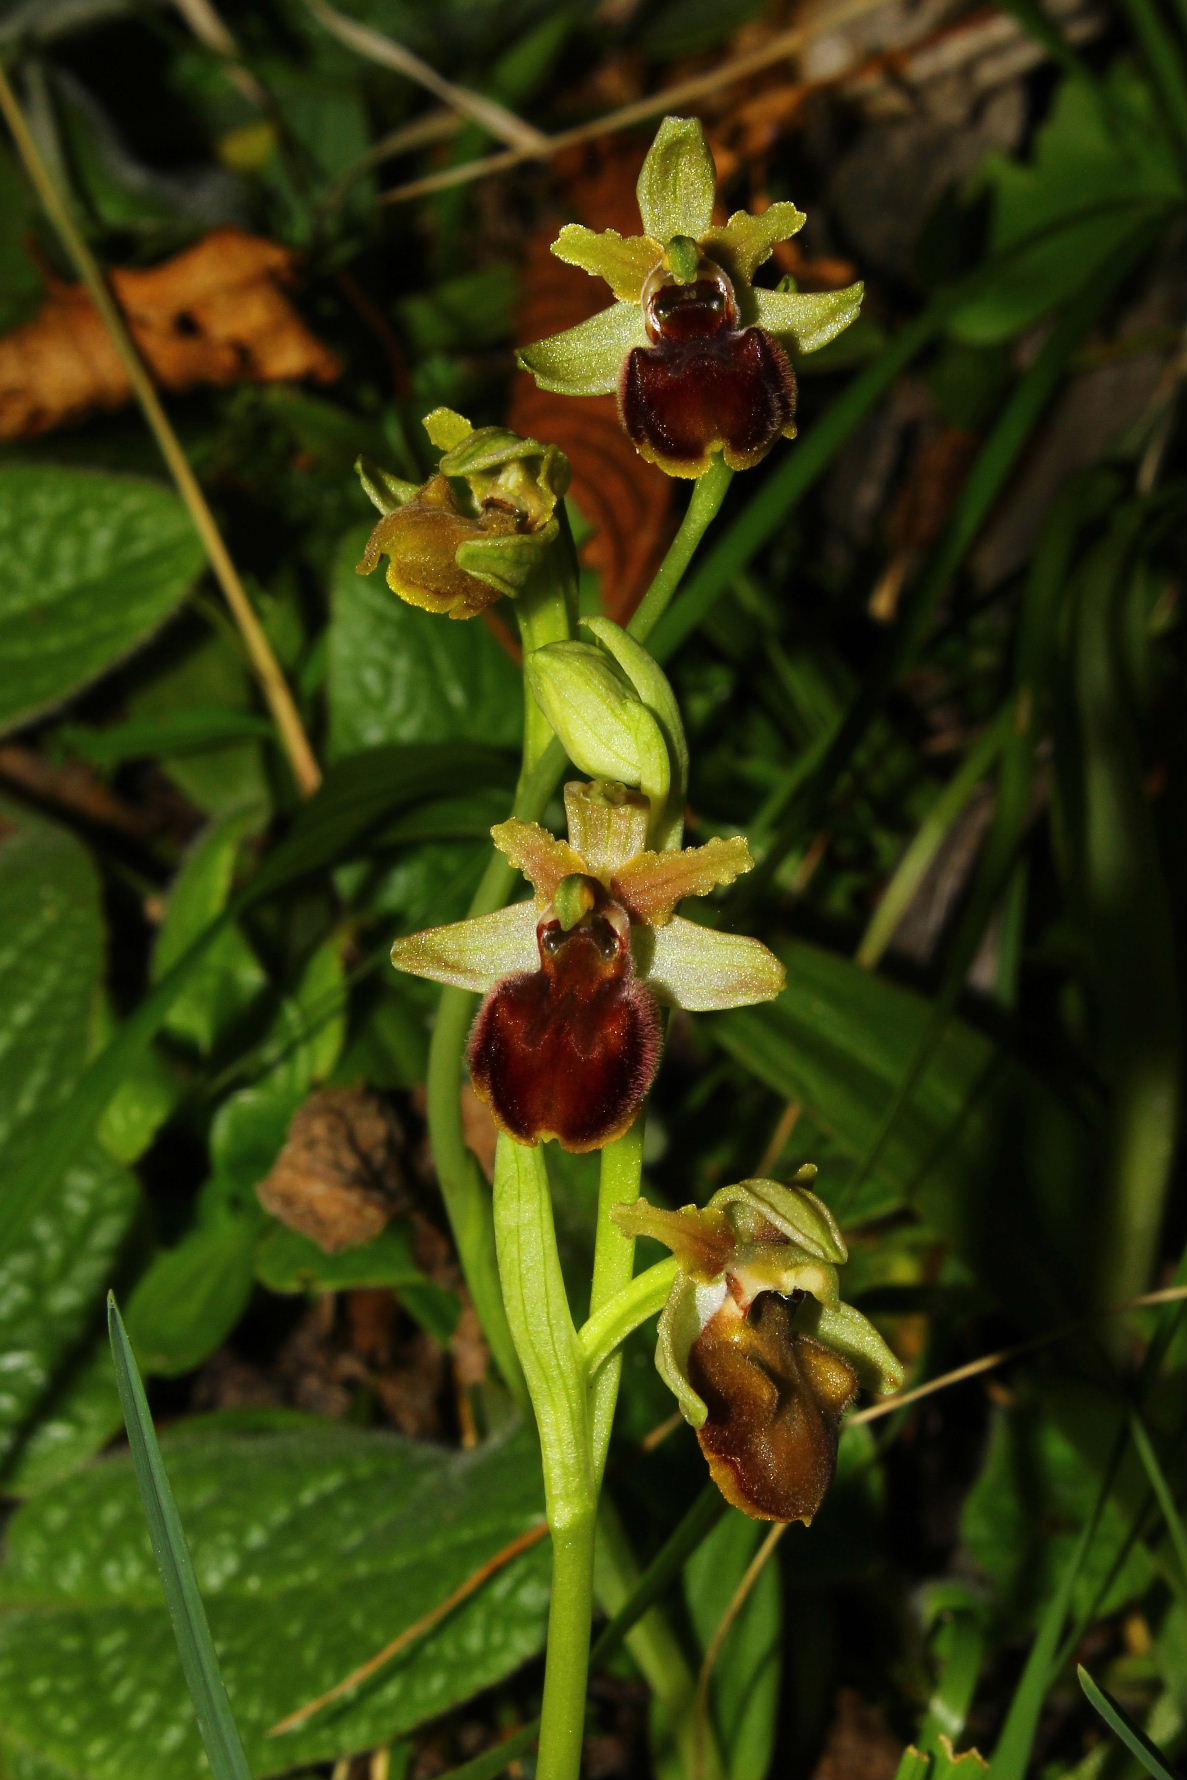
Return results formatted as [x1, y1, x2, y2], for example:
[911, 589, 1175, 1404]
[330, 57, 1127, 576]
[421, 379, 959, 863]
[0, 0, 1182, 1777]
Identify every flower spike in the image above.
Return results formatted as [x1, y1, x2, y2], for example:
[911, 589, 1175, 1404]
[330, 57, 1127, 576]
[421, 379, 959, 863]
[518, 116, 863, 478]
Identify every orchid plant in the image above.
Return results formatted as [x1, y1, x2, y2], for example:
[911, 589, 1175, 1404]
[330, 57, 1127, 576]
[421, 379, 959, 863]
[355, 115, 899, 1780]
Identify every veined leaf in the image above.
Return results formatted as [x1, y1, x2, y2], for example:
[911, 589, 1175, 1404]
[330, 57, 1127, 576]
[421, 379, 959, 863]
[0, 464, 204, 736]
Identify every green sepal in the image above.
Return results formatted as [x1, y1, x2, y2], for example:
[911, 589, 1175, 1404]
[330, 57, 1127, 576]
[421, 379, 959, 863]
[636, 115, 716, 244]
[421, 407, 474, 453]
[701, 201, 806, 284]
[355, 455, 420, 516]
[526, 638, 671, 806]
[655, 1272, 717, 1428]
[551, 224, 659, 301]
[751, 281, 865, 354]
[798, 1297, 905, 1397]
[516, 302, 649, 396]
[709, 1172, 848, 1264]
[455, 518, 559, 600]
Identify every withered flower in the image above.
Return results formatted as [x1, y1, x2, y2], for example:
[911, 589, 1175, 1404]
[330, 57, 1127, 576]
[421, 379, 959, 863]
[615, 1172, 903, 1523]
[390, 780, 785, 1152]
[518, 117, 863, 478]
[356, 407, 569, 618]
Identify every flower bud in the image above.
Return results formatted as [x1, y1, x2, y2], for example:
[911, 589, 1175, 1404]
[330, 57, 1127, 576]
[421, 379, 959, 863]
[526, 640, 672, 820]
[528, 620, 687, 845]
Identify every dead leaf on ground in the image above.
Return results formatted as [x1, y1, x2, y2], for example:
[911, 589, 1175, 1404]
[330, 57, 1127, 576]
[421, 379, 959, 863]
[257, 1086, 409, 1254]
[0, 228, 341, 440]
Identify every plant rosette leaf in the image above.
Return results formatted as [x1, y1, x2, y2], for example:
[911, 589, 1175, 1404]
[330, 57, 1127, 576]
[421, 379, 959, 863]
[0, 464, 205, 736]
[0, 812, 139, 1489]
[0, 1423, 550, 1779]
[328, 525, 522, 760]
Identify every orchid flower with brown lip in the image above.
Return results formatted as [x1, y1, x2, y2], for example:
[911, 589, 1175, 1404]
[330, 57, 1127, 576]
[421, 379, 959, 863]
[390, 780, 785, 1152]
[517, 116, 863, 478]
[615, 1171, 904, 1523]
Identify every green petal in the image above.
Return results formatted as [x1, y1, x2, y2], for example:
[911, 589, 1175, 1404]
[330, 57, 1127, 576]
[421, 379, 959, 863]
[390, 899, 537, 993]
[456, 519, 558, 599]
[701, 202, 806, 285]
[799, 1297, 904, 1397]
[551, 224, 659, 301]
[422, 407, 474, 452]
[711, 1176, 848, 1265]
[517, 303, 648, 397]
[636, 115, 716, 244]
[642, 916, 786, 1011]
[752, 281, 864, 354]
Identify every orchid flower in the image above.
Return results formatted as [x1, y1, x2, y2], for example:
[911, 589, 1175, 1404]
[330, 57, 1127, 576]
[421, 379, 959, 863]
[615, 1171, 903, 1522]
[517, 116, 863, 477]
[390, 779, 785, 1152]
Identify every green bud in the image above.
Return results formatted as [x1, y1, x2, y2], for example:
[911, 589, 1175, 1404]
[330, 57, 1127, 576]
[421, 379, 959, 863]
[582, 618, 687, 847]
[526, 640, 671, 818]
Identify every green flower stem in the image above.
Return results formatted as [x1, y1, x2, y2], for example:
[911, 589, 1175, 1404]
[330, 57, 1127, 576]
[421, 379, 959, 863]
[628, 454, 733, 642]
[424, 521, 575, 1397]
[587, 1119, 646, 1482]
[424, 740, 564, 1400]
[580, 1256, 678, 1381]
[493, 1135, 595, 1780]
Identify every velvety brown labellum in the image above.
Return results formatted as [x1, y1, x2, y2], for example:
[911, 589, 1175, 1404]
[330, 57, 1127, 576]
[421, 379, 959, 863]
[467, 909, 661, 1153]
[621, 263, 795, 477]
[621, 326, 796, 477]
[688, 1292, 857, 1524]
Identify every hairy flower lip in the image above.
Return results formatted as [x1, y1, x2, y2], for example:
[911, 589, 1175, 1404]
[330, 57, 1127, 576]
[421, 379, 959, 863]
[389, 781, 785, 1151]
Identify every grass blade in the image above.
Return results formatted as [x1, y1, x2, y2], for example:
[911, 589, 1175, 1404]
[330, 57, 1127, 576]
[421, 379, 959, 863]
[107, 1295, 253, 1780]
[1127, 1408, 1187, 1595]
[1076, 1665, 1177, 1780]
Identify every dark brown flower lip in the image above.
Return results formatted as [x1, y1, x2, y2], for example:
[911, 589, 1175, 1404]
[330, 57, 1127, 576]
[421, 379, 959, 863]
[688, 1291, 858, 1524]
[467, 904, 662, 1153]
[620, 325, 797, 478]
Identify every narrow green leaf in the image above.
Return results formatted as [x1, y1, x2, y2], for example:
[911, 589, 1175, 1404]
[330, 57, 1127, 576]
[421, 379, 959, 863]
[106, 1296, 254, 1780]
[1076, 1665, 1177, 1780]
[1127, 1409, 1187, 1596]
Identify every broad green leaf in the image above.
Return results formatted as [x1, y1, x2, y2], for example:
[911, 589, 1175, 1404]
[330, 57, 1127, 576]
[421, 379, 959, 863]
[0, 1422, 549, 1779]
[0, 1143, 138, 1484]
[154, 804, 269, 1055]
[0, 1338, 122, 1499]
[255, 1222, 460, 1344]
[328, 526, 523, 759]
[123, 1220, 258, 1378]
[0, 813, 139, 1487]
[685, 1513, 781, 1780]
[0, 465, 204, 736]
[125, 632, 271, 815]
[950, 65, 1182, 342]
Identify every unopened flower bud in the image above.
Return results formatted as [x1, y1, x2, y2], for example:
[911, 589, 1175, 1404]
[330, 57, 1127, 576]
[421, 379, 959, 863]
[526, 640, 672, 820]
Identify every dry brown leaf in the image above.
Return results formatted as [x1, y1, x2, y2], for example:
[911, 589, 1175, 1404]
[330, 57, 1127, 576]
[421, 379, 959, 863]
[509, 139, 675, 625]
[0, 228, 341, 440]
[257, 1087, 408, 1254]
